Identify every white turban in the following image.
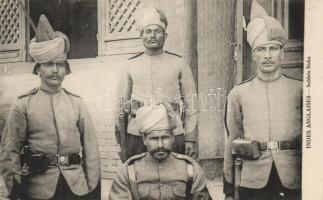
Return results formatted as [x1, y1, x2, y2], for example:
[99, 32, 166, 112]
[135, 7, 167, 32]
[247, 0, 287, 49]
[135, 104, 176, 134]
[29, 31, 70, 63]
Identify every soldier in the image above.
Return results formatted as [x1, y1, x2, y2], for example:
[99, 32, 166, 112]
[223, 1, 302, 200]
[116, 7, 198, 160]
[0, 15, 101, 200]
[109, 103, 210, 200]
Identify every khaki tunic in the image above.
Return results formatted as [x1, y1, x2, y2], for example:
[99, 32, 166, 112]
[0, 88, 100, 199]
[223, 75, 302, 189]
[109, 153, 210, 200]
[117, 52, 199, 141]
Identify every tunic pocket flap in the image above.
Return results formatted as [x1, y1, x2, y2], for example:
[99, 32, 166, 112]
[172, 182, 186, 197]
[138, 183, 150, 198]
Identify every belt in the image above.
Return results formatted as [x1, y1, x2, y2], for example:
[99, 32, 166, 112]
[259, 140, 301, 151]
[46, 153, 82, 166]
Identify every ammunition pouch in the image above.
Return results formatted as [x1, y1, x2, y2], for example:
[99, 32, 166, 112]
[232, 139, 260, 159]
[24, 153, 49, 174]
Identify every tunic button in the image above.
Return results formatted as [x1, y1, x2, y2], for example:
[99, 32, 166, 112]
[160, 182, 163, 186]
[159, 166, 162, 169]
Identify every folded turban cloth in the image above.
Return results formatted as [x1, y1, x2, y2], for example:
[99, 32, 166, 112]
[135, 104, 177, 134]
[247, 0, 287, 49]
[135, 7, 168, 32]
[29, 31, 70, 64]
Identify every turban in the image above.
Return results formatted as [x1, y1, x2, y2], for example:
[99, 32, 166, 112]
[29, 31, 70, 64]
[135, 7, 168, 32]
[29, 15, 71, 75]
[247, 0, 287, 49]
[135, 104, 177, 134]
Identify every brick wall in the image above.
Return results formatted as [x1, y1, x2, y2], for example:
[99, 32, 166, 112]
[0, 55, 129, 180]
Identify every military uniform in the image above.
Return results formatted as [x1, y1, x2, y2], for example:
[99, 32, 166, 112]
[223, 75, 302, 191]
[118, 51, 198, 158]
[109, 152, 210, 200]
[0, 88, 101, 199]
[223, 1, 302, 199]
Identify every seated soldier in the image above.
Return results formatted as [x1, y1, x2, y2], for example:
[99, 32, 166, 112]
[109, 103, 211, 200]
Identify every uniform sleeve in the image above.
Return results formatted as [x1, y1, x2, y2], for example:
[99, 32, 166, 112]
[78, 101, 101, 192]
[108, 165, 133, 200]
[179, 62, 199, 142]
[0, 101, 28, 197]
[223, 87, 243, 194]
[190, 162, 211, 200]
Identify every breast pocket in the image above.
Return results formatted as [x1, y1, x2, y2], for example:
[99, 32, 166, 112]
[138, 183, 150, 200]
[172, 182, 186, 200]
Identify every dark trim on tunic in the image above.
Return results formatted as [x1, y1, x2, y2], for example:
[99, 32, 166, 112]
[165, 50, 182, 58]
[238, 76, 256, 85]
[128, 52, 145, 60]
[282, 74, 302, 82]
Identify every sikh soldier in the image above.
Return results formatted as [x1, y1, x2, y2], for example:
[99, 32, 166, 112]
[116, 7, 198, 160]
[223, 1, 302, 200]
[0, 15, 101, 200]
[109, 103, 210, 200]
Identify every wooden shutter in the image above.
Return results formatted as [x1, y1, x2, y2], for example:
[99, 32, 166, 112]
[0, 0, 26, 63]
[98, 0, 143, 56]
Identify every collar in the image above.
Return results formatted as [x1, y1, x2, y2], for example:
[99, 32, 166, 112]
[39, 87, 62, 94]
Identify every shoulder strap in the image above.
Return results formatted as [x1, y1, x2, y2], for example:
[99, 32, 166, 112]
[128, 52, 144, 60]
[186, 163, 194, 196]
[127, 164, 139, 200]
[18, 88, 39, 99]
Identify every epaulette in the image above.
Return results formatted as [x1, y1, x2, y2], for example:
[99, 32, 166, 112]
[172, 153, 196, 165]
[237, 76, 256, 85]
[125, 152, 146, 165]
[62, 88, 81, 98]
[283, 74, 302, 82]
[165, 50, 182, 58]
[128, 52, 145, 60]
[18, 88, 39, 99]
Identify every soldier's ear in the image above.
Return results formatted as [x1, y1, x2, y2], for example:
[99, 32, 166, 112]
[252, 51, 256, 62]
[164, 32, 168, 39]
[142, 134, 147, 145]
[280, 48, 284, 60]
[36, 63, 41, 75]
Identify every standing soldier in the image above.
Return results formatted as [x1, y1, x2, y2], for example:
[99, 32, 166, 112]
[109, 103, 210, 200]
[116, 7, 199, 160]
[0, 15, 101, 200]
[223, 1, 302, 200]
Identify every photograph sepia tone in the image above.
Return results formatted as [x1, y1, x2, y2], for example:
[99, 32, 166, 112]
[0, 0, 322, 199]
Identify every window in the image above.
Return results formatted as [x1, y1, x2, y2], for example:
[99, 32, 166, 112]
[28, 0, 98, 59]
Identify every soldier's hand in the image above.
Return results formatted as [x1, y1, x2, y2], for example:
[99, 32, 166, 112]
[225, 194, 234, 200]
[185, 141, 196, 158]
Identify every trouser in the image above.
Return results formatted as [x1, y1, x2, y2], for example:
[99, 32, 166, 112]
[22, 174, 101, 200]
[126, 133, 185, 159]
[240, 163, 301, 200]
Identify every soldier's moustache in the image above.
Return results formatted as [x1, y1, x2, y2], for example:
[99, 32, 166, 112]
[150, 147, 171, 155]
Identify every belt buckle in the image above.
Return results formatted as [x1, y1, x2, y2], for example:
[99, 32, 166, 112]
[267, 141, 278, 150]
[59, 155, 69, 166]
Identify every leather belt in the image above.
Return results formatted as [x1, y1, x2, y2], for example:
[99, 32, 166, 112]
[46, 153, 82, 166]
[259, 140, 301, 151]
